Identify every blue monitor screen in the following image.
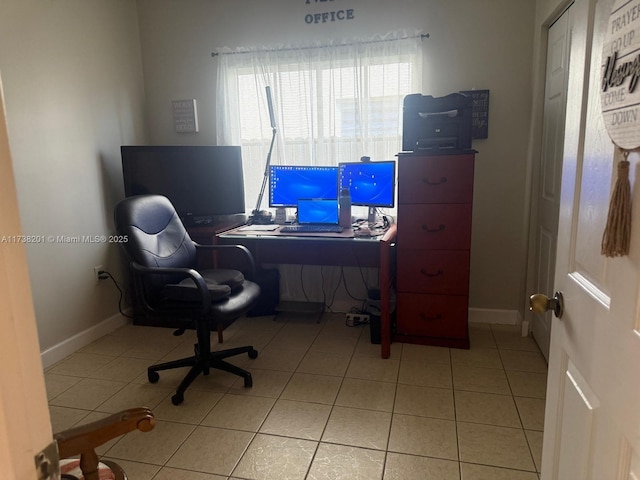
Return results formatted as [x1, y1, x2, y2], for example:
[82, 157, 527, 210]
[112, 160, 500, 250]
[297, 198, 339, 224]
[269, 165, 339, 208]
[339, 161, 396, 207]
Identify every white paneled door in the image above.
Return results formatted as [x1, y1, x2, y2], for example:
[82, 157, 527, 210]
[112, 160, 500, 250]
[532, 4, 572, 361]
[538, 0, 640, 478]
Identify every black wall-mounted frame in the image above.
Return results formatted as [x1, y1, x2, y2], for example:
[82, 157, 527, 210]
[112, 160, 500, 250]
[460, 89, 490, 139]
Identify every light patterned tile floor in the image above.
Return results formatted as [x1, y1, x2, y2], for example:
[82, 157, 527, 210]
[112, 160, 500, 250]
[46, 315, 546, 479]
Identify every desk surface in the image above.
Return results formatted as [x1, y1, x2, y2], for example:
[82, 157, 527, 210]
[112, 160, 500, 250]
[220, 224, 392, 241]
[218, 224, 395, 268]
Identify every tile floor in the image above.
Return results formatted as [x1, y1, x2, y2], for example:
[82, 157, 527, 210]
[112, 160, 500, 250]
[45, 314, 547, 480]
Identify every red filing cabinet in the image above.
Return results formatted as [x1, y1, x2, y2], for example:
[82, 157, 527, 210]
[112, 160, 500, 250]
[395, 151, 475, 349]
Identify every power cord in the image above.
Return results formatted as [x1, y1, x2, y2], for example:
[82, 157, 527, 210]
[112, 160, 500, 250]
[322, 265, 341, 312]
[340, 266, 368, 302]
[98, 270, 134, 319]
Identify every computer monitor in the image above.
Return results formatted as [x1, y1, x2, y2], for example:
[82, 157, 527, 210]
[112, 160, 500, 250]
[269, 165, 339, 208]
[297, 198, 340, 225]
[339, 160, 396, 223]
[339, 160, 396, 206]
[121, 145, 246, 223]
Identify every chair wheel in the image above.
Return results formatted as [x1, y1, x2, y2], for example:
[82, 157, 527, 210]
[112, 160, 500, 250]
[148, 371, 160, 383]
[171, 393, 184, 405]
[244, 374, 253, 388]
[248, 349, 258, 359]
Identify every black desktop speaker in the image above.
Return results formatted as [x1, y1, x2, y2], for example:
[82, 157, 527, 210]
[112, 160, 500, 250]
[247, 268, 280, 317]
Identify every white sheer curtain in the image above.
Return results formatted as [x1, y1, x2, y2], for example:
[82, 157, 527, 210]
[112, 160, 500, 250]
[216, 32, 423, 213]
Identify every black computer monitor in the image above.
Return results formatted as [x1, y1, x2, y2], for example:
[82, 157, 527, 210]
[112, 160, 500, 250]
[269, 165, 339, 208]
[339, 160, 396, 207]
[121, 145, 246, 222]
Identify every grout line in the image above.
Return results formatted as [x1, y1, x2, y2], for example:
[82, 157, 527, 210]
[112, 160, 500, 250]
[450, 345, 464, 480]
[235, 311, 329, 480]
[303, 311, 361, 479]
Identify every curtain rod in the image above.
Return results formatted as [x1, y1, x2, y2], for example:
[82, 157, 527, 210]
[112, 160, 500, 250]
[211, 33, 429, 58]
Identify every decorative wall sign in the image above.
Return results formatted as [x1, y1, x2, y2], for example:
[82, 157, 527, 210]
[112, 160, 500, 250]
[172, 99, 199, 133]
[304, 0, 355, 25]
[460, 89, 490, 139]
[599, 0, 640, 257]
[600, 0, 640, 149]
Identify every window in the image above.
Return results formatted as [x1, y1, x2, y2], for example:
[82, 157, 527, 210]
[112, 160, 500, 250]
[216, 33, 423, 212]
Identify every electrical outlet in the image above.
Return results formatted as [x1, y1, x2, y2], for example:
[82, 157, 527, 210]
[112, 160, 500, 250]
[94, 265, 104, 283]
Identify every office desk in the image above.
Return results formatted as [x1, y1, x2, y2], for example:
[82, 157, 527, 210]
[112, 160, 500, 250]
[217, 224, 397, 359]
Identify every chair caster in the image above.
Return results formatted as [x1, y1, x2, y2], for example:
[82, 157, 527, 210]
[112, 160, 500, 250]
[148, 370, 160, 384]
[248, 349, 258, 359]
[244, 374, 253, 388]
[171, 393, 184, 405]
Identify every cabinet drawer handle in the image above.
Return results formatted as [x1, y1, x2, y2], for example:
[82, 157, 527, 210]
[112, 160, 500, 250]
[423, 176, 447, 185]
[420, 268, 443, 277]
[422, 224, 445, 233]
[419, 313, 442, 321]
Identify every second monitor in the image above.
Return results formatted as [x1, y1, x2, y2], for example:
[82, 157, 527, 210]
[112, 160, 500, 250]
[339, 160, 396, 222]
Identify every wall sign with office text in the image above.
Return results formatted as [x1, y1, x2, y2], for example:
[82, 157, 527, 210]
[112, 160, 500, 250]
[600, 0, 640, 149]
[304, 0, 355, 25]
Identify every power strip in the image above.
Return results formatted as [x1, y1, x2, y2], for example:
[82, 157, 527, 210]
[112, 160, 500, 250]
[345, 313, 370, 325]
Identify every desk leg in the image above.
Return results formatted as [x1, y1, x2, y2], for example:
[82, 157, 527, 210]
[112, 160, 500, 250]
[379, 263, 391, 358]
[378, 226, 396, 359]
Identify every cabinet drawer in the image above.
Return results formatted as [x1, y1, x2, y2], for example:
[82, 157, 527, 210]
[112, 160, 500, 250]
[398, 154, 474, 204]
[396, 293, 468, 338]
[397, 204, 472, 250]
[397, 249, 470, 294]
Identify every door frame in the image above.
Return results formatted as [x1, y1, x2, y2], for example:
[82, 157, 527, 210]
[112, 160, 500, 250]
[523, 0, 577, 339]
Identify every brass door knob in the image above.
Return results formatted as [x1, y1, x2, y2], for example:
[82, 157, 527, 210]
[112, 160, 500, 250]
[529, 291, 564, 319]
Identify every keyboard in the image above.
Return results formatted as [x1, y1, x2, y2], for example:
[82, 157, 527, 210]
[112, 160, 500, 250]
[280, 225, 344, 233]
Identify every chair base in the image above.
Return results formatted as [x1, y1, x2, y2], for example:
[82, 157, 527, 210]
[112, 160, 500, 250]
[148, 345, 258, 405]
[61, 459, 127, 480]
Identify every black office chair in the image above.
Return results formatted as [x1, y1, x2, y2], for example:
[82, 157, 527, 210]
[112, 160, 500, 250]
[114, 194, 260, 405]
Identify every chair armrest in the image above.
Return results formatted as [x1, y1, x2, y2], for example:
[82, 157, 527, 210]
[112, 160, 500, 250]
[194, 243, 257, 280]
[130, 262, 212, 313]
[55, 407, 155, 459]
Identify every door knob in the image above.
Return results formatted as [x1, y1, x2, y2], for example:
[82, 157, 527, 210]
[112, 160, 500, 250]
[529, 291, 564, 319]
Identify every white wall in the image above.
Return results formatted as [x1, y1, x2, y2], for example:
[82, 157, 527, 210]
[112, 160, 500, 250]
[136, 0, 536, 317]
[0, 0, 147, 356]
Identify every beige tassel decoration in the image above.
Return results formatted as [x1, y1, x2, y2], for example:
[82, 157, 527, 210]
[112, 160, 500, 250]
[601, 148, 631, 257]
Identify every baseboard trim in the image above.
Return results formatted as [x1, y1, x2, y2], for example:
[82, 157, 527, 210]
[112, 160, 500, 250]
[291, 302, 522, 328]
[468, 307, 521, 326]
[287, 302, 522, 328]
[40, 313, 130, 369]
